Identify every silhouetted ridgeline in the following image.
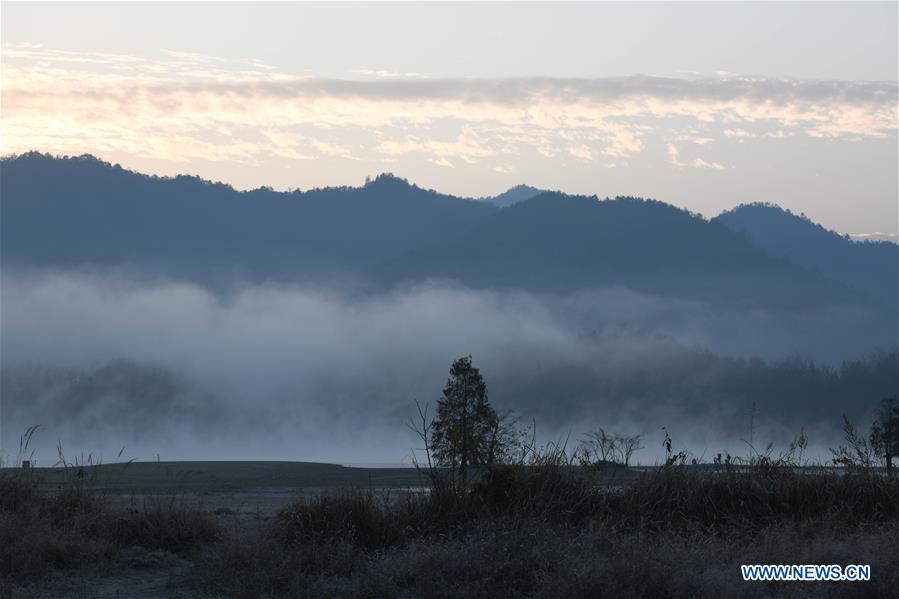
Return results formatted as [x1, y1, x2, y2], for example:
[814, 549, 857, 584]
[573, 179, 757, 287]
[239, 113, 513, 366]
[715, 203, 898, 309]
[2, 152, 895, 312]
[479, 184, 543, 208]
[380, 192, 856, 309]
[0, 152, 495, 283]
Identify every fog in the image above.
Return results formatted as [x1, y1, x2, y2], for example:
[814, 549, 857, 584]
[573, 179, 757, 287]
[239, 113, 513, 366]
[1, 272, 895, 466]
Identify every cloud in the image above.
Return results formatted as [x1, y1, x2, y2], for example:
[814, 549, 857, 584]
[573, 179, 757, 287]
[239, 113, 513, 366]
[724, 128, 756, 139]
[537, 144, 560, 158]
[376, 129, 496, 164]
[666, 142, 686, 167]
[351, 69, 429, 79]
[600, 127, 644, 158]
[567, 144, 594, 161]
[1, 43, 896, 175]
[692, 158, 725, 170]
[311, 140, 359, 160]
[1, 272, 893, 464]
[667, 143, 725, 170]
[429, 157, 453, 168]
[261, 129, 316, 161]
[849, 232, 898, 242]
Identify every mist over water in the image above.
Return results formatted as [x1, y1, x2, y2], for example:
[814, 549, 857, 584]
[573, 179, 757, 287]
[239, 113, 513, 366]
[1, 271, 895, 466]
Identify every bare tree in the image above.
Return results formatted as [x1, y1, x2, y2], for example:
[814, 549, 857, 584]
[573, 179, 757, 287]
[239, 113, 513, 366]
[617, 434, 644, 467]
[577, 428, 643, 468]
[407, 399, 435, 474]
[831, 415, 875, 469]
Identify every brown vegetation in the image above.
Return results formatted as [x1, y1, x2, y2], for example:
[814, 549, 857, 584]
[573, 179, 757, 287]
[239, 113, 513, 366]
[3, 458, 898, 598]
[195, 461, 899, 598]
[0, 473, 219, 591]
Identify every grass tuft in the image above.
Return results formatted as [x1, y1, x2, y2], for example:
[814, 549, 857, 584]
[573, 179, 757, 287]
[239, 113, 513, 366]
[0, 472, 220, 585]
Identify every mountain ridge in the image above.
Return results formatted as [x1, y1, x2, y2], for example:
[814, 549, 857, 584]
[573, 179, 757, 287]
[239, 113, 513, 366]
[714, 202, 898, 307]
[482, 184, 545, 208]
[1, 152, 895, 314]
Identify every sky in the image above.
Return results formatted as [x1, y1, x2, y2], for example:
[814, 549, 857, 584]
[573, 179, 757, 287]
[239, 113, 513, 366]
[1, 2, 897, 238]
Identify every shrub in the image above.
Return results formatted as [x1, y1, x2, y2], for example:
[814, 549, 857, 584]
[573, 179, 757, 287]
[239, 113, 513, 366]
[605, 467, 899, 531]
[105, 497, 221, 553]
[0, 472, 220, 585]
[273, 491, 402, 550]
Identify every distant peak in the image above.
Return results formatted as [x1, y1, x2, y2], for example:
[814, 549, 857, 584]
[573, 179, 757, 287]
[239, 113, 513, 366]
[719, 202, 807, 221]
[364, 172, 413, 189]
[507, 184, 539, 192]
[714, 202, 853, 243]
[487, 184, 545, 207]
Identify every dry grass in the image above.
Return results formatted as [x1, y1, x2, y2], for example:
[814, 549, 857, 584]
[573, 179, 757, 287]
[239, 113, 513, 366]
[4, 462, 899, 598]
[606, 466, 899, 531]
[193, 519, 899, 599]
[273, 463, 899, 553]
[195, 462, 899, 597]
[0, 472, 219, 588]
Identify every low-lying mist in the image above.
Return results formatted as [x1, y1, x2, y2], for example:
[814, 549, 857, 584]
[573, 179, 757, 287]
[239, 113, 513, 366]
[1, 271, 896, 466]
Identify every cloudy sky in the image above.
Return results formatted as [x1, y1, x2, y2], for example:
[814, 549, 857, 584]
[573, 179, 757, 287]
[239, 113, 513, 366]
[1, 2, 896, 237]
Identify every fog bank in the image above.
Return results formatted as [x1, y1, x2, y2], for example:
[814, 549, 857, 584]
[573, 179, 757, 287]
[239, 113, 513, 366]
[2, 272, 895, 465]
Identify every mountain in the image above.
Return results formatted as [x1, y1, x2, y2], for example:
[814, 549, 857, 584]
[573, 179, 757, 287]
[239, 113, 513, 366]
[483, 184, 544, 208]
[714, 203, 898, 308]
[0, 153, 496, 284]
[0, 153, 892, 314]
[380, 192, 864, 308]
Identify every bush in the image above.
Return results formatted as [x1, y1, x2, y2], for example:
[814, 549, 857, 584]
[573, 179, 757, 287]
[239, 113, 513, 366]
[470, 464, 598, 524]
[7, 461, 899, 596]
[194, 518, 899, 599]
[0, 475, 108, 583]
[0, 472, 220, 585]
[273, 491, 403, 550]
[605, 467, 899, 531]
[105, 497, 221, 553]
[271, 463, 899, 555]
